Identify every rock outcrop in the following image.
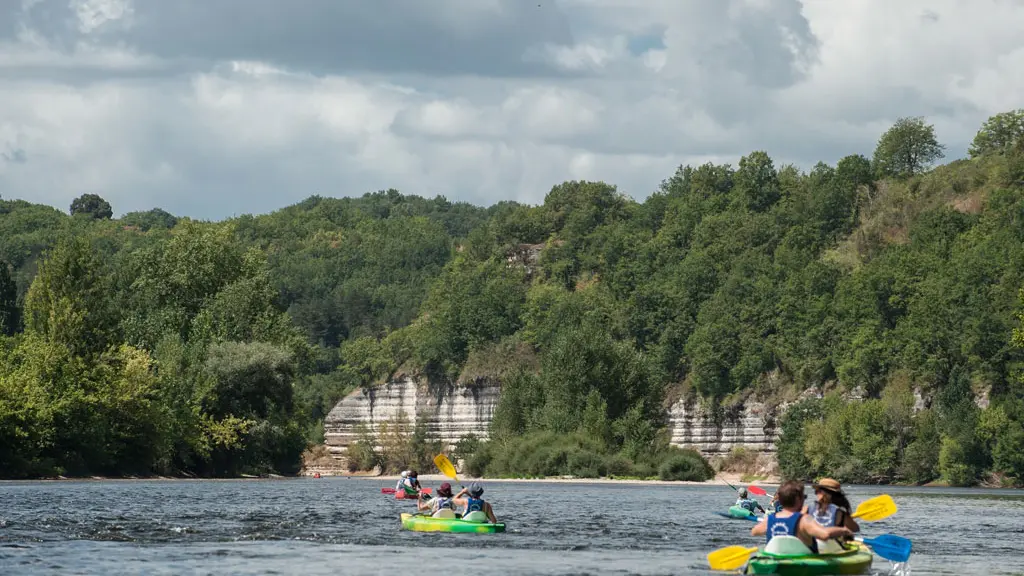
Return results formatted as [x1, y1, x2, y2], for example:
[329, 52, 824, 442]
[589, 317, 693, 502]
[323, 376, 500, 458]
[322, 376, 786, 464]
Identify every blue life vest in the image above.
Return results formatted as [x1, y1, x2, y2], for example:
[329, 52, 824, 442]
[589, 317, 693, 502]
[810, 503, 838, 527]
[465, 496, 485, 513]
[433, 497, 453, 511]
[736, 498, 758, 512]
[765, 513, 817, 553]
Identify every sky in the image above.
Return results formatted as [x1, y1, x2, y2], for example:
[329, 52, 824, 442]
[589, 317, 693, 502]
[0, 0, 1022, 220]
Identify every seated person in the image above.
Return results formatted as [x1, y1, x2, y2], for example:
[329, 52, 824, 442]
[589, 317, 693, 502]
[453, 482, 497, 523]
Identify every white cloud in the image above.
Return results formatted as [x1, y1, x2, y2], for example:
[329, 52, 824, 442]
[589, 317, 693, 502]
[0, 0, 1022, 219]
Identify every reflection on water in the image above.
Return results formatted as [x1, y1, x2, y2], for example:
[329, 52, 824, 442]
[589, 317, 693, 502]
[0, 479, 1021, 574]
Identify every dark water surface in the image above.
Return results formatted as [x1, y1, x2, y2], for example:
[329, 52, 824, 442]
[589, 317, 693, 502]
[1, 478, 1021, 575]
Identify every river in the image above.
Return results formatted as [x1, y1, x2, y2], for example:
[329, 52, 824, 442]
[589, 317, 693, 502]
[1, 478, 1021, 575]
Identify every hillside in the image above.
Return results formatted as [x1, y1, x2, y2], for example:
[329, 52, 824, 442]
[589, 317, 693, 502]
[1, 111, 1023, 485]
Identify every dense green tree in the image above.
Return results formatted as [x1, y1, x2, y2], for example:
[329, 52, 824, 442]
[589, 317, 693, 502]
[70, 193, 113, 219]
[872, 116, 945, 178]
[969, 109, 1024, 157]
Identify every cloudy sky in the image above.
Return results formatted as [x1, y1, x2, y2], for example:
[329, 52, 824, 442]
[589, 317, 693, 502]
[0, 0, 1022, 219]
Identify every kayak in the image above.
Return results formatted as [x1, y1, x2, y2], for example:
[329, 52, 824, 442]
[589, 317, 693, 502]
[400, 513, 505, 533]
[744, 540, 873, 575]
[394, 487, 432, 499]
[717, 505, 760, 521]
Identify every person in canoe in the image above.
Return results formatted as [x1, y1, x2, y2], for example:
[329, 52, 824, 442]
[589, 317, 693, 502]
[396, 470, 410, 491]
[803, 478, 859, 540]
[453, 482, 498, 523]
[401, 470, 422, 496]
[751, 480, 852, 553]
[417, 482, 456, 518]
[735, 487, 766, 515]
[769, 491, 783, 513]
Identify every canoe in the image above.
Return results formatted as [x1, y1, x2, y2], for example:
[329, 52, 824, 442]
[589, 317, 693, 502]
[744, 541, 873, 575]
[394, 487, 432, 499]
[400, 513, 505, 533]
[714, 505, 760, 522]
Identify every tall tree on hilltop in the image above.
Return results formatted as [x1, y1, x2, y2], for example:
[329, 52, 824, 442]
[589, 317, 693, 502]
[70, 193, 113, 220]
[969, 109, 1024, 157]
[872, 116, 945, 178]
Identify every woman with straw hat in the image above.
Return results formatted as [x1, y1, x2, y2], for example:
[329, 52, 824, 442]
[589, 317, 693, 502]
[803, 478, 859, 552]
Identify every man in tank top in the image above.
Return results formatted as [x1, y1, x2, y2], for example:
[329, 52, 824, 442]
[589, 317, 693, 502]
[751, 480, 852, 553]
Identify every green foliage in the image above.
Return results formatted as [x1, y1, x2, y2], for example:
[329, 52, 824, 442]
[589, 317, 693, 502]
[659, 448, 715, 481]
[970, 109, 1024, 158]
[5, 111, 1024, 485]
[70, 193, 113, 220]
[0, 262, 19, 335]
[872, 116, 945, 178]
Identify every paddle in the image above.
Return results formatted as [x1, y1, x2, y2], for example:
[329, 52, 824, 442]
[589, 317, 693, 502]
[720, 476, 768, 496]
[857, 534, 912, 563]
[433, 453, 459, 483]
[850, 494, 897, 522]
[707, 545, 760, 571]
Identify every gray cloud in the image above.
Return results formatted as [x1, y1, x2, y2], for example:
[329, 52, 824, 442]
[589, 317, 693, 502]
[0, 0, 1021, 219]
[11, 0, 578, 77]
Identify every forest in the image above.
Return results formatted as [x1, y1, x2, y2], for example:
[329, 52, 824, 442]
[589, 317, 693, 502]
[1, 110, 1024, 486]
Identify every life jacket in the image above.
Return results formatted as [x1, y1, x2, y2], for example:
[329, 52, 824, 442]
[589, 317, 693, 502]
[433, 497, 454, 511]
[465, 496, 485, 513]
[736, 498, 757, 512]
[810, 503, 839, 527]
[765, 512, 817, 553]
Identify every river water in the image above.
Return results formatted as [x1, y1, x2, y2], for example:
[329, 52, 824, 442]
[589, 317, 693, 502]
[1, 478, 1021, 575]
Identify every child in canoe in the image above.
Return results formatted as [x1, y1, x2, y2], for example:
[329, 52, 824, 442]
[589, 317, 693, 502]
[417, 482, 456, 518]
[453, 482, 498, 523]
[751, 480, 852, 553]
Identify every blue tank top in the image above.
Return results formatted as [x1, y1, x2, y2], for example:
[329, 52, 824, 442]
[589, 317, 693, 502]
[765, 513, 817, 553]
[465, 497, 485, 513]
[810, 503, 838, 527]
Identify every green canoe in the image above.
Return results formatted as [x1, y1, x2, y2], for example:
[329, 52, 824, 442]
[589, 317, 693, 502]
[400, 513, 505, 533]
[744, 542, 873, 575]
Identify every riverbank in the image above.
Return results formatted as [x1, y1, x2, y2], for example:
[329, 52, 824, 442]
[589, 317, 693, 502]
[302, 471, 782, 487]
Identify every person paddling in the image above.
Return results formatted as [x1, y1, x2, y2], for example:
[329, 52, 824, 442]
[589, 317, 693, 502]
[404, 470, 422, 495]
[418, 482, 456, 517]
[751, 480, 852, 553]
[802, 478, 859, 550]
[453, 482, 497, 523]
[396, 470, 410, 491]
[736, 487, 766, 514]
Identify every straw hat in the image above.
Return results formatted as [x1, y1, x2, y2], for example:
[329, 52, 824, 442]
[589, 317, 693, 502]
[813, 478, 843, 493]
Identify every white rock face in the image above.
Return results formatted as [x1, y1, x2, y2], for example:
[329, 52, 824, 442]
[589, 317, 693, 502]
[667, 397, 781, 456]
[323, 376, 500, 456]
[323, 376, 783, 460]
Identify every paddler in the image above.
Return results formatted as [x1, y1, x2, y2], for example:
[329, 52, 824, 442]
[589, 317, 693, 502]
[751, 480, 852, 553]
[803, 478, 859, 534]
[396, 470, 410, 491]
[418, 482, 455, 517]
[735, 487, 766, 514]
[402, 470, 422, 495]
[453, 482, 497, 523]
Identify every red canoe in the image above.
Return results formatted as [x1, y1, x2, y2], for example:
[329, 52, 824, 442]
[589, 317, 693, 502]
[385, 487, 432, 499]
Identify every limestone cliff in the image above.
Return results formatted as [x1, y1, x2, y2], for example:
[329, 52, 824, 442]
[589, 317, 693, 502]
[323, 376, 500, 458]
[323, 376, 786, 465]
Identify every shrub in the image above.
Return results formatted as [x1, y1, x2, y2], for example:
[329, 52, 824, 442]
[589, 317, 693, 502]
[658, 448, 714, 482]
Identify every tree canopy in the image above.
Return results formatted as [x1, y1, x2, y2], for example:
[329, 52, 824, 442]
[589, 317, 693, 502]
[2, 112, 1024, 485]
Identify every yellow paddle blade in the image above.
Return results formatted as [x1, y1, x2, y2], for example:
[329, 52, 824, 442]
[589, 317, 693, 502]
[851, 494, 896, 521]
[706, 545, 759, 571]
[433, 454, 458, 481]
